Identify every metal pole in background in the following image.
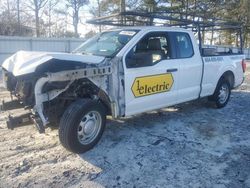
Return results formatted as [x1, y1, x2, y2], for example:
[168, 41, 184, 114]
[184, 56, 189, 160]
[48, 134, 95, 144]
[17, 0, 21, 35]
[240, 27, 244, 54]
[120, 0, 126, 25]
[97, 0, 102, 32]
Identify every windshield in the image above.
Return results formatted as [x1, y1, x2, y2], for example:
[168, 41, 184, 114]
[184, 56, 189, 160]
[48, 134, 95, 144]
[73, 30, 139, 57]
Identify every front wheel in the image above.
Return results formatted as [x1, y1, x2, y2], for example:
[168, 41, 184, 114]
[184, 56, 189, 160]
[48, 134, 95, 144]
[211, 79, 231, 108]
[59, 99, 106, 153]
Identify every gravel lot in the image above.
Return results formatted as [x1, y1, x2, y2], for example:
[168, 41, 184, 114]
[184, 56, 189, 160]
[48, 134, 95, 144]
[0, 66, 250, 188]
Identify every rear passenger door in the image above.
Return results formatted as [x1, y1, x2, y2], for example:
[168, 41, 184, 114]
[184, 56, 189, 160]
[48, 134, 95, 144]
[171, 32, 203, 103]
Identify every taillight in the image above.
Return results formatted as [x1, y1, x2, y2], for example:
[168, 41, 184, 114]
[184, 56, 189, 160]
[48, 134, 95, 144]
[242, 59, 247, 73]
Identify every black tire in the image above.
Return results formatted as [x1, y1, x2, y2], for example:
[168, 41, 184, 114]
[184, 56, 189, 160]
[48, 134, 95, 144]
[211, 79, 231, 108]
[59, 99, 106, 153]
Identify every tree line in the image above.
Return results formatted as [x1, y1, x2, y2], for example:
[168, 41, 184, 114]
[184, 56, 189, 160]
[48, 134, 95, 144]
[0, 0, 249, 47]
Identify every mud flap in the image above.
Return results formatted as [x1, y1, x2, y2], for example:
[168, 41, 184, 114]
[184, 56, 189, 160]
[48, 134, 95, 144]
[31, 115, 45, 134]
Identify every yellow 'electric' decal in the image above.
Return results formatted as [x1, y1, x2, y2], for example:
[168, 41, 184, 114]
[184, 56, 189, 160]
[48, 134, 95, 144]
[131, 73, 174, 97]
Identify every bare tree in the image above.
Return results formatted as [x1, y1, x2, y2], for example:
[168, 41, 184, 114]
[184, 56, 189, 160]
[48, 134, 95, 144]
[27, 0, 48, 37]
[44, 0, 59, 37]
[97, 0, 101, 32]
[0, 0, 33, 36]
[66, 0, 89, 37]
[17, 0, 21, 34]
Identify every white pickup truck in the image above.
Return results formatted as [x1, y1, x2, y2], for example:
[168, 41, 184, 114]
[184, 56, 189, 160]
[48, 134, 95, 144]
[1, 26, 246, 153]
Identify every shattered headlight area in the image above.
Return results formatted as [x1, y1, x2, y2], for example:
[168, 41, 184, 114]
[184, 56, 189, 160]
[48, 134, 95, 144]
[2, 69, 17, 92]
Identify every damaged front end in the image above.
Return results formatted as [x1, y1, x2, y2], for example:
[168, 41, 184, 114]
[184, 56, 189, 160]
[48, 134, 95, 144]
[2, 69, 36, 106]
[1, 51, 113, 133]
[1, 69, 43, 131]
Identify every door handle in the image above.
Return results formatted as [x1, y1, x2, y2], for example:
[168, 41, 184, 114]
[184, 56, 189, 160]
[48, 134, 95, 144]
[167, 68, 178, 73]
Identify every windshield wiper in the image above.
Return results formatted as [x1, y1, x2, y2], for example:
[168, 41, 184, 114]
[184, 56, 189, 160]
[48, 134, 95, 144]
[81, 51, 92, 55]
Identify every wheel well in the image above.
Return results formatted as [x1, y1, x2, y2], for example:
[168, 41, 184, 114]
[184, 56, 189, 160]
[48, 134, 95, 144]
[61, 78, 112, 115]
[44, 78, 112, 126]
[97, 89, 112, 115]
[221, 71, 235, 89]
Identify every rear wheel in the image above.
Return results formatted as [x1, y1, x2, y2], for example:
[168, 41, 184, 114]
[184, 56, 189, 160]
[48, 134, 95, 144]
[59, 99, 106, 153]
[211, 79, 231, 108]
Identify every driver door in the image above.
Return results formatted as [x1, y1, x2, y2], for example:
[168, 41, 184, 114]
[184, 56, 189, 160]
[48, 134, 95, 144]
[123, 32, 180, 116]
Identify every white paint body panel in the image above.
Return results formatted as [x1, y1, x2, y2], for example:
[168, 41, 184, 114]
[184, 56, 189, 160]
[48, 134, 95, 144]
[176, 31, 203, 103]
[2, 50, 105, 76]
[124, 60, 180, 116]
[200, 55, 245, 97]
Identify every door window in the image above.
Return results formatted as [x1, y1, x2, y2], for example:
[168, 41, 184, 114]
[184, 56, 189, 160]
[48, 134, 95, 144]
[174, 32, 194, 58]
[126, 32, 171, 68]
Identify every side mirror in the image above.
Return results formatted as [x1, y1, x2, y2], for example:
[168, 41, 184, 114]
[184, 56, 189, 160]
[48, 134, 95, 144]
[134, 55, 144, 65]
[126, 50, 153, 68]
[126, 53, 144, 68]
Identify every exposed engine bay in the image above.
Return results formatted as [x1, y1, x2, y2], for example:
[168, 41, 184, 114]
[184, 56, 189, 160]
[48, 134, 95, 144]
[1, 51, 122, 132]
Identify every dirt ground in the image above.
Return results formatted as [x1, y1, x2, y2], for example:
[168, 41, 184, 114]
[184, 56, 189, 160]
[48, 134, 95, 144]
[0, 66, 250, 188]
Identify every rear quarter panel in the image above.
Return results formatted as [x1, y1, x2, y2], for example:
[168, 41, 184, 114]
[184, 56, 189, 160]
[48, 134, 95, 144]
[201, 55, 245, 97]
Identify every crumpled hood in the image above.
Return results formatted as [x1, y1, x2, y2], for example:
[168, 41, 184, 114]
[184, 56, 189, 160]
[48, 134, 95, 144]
[2, 51, 105, 76]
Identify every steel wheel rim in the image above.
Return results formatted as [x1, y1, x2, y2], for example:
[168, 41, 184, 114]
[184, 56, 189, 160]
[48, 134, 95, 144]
[77, 111, 102, 145]
[218, 83, 229, 104]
